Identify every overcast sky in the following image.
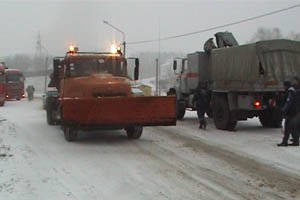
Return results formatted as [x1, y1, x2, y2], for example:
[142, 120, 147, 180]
[0, 0, 299, 57]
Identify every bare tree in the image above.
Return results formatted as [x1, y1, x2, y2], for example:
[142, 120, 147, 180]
[250, 27, 283, 42]
[250, 27, 300, 42]
[287, 31, 300, 41]
[4, 54, 33, 72]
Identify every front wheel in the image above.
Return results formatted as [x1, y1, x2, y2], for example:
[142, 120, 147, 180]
[126, 125, 143, 139]
[0, 101, 4, 106]
[212, 95, 236, 130]
[176, 101, 186, 120]
[64, 126, 78, 142]
[167, 89, 185, 120]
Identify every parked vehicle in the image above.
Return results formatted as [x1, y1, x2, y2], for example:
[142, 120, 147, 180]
[0, 64, 6, 106]
[168, 32, 300, 130]
[46, 45, 176, 141]
[5, 69, 25, 100]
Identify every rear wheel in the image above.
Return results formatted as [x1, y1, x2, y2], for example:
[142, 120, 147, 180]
[46, 111, 54, 125]
[64, 126, 78, 142]
[259, 108, 282, 128]
[126, 125, 143, 139]
[0, 101, 4, 106]
[46, 97, 57, 125]
[212, 95, 236, 130]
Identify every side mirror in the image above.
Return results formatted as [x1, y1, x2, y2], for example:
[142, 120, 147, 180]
[173, 60, 177, 71]
[134, 58, 139, 80]
[53, 58, 61, 79]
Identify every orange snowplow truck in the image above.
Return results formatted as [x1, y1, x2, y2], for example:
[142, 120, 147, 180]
[0, 64, 5, 106]
[46, 46, 176, 141]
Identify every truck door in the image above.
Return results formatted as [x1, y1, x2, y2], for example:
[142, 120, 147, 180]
[180, 59, 189, 94]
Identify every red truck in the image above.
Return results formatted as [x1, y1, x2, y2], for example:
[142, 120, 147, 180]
[0, 64, 5, 106]
[5, 69, 25, 100]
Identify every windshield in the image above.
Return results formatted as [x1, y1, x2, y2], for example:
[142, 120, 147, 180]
[68, 57, 127, 77]
[6, 73, 23, 83]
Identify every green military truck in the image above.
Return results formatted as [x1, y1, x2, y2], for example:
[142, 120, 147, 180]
[169, 33, 300, 130]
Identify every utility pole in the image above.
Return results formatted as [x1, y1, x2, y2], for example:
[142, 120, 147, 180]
[34, 32, 43, 70]
[35, 32, 42, 59]
[155, 58, 159, 96]
[43, 56, 48, 93]
[158, 21, 161, 96]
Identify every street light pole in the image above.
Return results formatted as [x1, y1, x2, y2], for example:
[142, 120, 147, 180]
[103, 20, 126, 56]
[41, 46, 49, 94]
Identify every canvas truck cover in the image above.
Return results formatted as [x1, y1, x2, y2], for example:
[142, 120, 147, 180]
[187, 52, 209, 87]
[210, 39, 300, 91]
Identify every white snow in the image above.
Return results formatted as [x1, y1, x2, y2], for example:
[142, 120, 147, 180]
[168, 111, 300, 175]
[0, 76, 300, 199]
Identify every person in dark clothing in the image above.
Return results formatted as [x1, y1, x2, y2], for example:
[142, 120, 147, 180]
[278, 77, 300, 146]
[26, 85, 35, 101]
[290, 77, 300, 145]
[291, 113, 300, 145]
[192, 82, 210, 129]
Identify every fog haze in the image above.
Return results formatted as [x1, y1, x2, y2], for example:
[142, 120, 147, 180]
[0, 0, 299, 57]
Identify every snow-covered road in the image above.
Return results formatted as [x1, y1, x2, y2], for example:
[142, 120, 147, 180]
[1, 99, 300, 199]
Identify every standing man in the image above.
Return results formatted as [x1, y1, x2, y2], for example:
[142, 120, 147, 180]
[31, 85, 35, 100]
[193, 82, 210, 130]
[26, 85, 35, 101]
[291, 112, 300, 146]
[278, 77, 300, 146]
[290, 77, 300, 146]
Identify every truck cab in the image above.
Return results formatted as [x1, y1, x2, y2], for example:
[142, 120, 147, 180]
[62, 52, 136, 99]
[169, 53, 209, 119]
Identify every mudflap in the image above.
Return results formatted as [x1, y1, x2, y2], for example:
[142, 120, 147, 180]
[61, 96, 176, 127]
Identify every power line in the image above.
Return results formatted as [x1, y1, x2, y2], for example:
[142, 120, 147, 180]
[127, 3, 300, 45]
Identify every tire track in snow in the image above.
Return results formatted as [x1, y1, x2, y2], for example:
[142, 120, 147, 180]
[134, 131, 283, 200]
[151, 126, 300, 199]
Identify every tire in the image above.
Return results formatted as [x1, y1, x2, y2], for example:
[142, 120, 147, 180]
[46, 97, 55, 125]
[46, 108, 56, 125]
[64, 126, 78, 142]
[212, 95, 236, 130]
[167, 89, 185, 120]
[126, 125, 143, 139]
[176, 100, 186, 120]
[0, 101, 4, 106]
[259, 108, 282, 128]
[16, 98, 20, 101]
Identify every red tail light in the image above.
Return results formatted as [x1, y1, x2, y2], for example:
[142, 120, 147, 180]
[254, 100, 261, 109]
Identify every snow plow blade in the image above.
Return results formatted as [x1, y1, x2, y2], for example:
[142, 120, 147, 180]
[61, 96, 176, 126]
